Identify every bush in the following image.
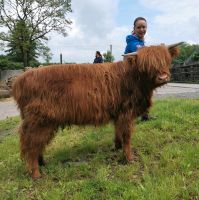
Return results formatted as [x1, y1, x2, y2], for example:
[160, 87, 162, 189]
[29, 60, 41, 67]
[0, 55, 23, 70]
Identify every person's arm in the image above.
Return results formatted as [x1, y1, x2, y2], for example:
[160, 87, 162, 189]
[127, 42, 139, 53]
[125, 35, 139, 53]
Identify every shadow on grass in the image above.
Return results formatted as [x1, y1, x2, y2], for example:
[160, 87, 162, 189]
[46, 134, 145, 179]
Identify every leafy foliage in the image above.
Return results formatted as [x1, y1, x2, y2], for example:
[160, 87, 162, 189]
[0, 55, 23, 70]
[173, 43, 199, 64]
[39, 45, 53, 64]
[103, 51, 115, 63]
[5, 20, 38, 65]
[0, 0, 72, 67]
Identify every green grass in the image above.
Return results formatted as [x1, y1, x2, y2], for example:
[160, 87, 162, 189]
[0, 98, 199, 200]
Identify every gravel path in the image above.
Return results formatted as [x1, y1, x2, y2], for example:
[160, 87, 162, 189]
[154, 83, 199, 99]
[0, 98, 19, 120]
[0, 83, 198, 120]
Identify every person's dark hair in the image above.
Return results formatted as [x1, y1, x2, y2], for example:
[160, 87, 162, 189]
[133, 17, 147, 26]
[96, 51, 102, 57]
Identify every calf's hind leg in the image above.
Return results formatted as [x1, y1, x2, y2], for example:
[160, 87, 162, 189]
[20, 118, 56, 179]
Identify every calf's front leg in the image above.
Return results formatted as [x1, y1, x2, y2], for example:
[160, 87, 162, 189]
[114, 113, 134, 161]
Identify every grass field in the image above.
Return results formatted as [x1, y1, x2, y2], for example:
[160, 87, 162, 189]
[0, 98, 199, 200]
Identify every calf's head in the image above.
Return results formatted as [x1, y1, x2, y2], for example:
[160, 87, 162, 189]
[124, 42, 182, 88]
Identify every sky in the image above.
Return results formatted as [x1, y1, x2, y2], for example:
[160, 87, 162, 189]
[2, 0, 199, 63]
[47, 0, 199, 63]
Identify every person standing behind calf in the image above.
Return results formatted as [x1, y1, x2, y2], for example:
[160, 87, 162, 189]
[93, 51, 103, 63]
[124, 17, 155, 121]
[124, 17, 146, 54]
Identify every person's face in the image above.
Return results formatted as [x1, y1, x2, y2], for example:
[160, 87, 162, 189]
[134, 20, 147, 39]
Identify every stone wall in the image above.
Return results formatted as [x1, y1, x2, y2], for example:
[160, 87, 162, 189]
[0, 69, 23, 82]
[171, 62, 199, 83]
[0, 70, 24, 98]
[0, 64, 199, 88]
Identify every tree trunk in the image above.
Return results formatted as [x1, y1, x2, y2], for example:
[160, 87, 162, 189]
[23, 51, 28, 68]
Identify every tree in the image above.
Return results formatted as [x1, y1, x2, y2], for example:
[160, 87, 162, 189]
[0, 55, 23, 70]
[103, 51, 114, 63]
[173, 43, 199, 64]
[0, 0, 72, 68]
[6, 20, 53, 66]
[6, 20, 38, 65]
[39, 45, 53, 64]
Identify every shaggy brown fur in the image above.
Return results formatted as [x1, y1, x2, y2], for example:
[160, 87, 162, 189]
[12, 45, 179, 179]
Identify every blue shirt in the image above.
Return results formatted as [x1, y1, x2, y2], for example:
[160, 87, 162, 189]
[124, 34, 145, 54]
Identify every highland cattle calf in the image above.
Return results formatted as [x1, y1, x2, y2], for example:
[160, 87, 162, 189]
[12, 43, 181, 179]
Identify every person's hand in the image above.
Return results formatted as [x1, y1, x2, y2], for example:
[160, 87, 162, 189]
[136, 45, 144, 49]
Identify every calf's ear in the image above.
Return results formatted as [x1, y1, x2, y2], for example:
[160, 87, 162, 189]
[122, 52, 137, 65]
[123, 55, 137, 66]
[167, 42, 184, 58]
[127, 56, 137, 66]
[169, 47, 180, 58]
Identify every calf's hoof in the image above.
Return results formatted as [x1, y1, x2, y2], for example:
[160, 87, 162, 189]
[125, 154, 133, 163]
[31, 170, 42, 180]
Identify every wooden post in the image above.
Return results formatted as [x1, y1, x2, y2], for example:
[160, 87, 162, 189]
[110, 44, 112, 55]
[60, 53, 62, 64]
